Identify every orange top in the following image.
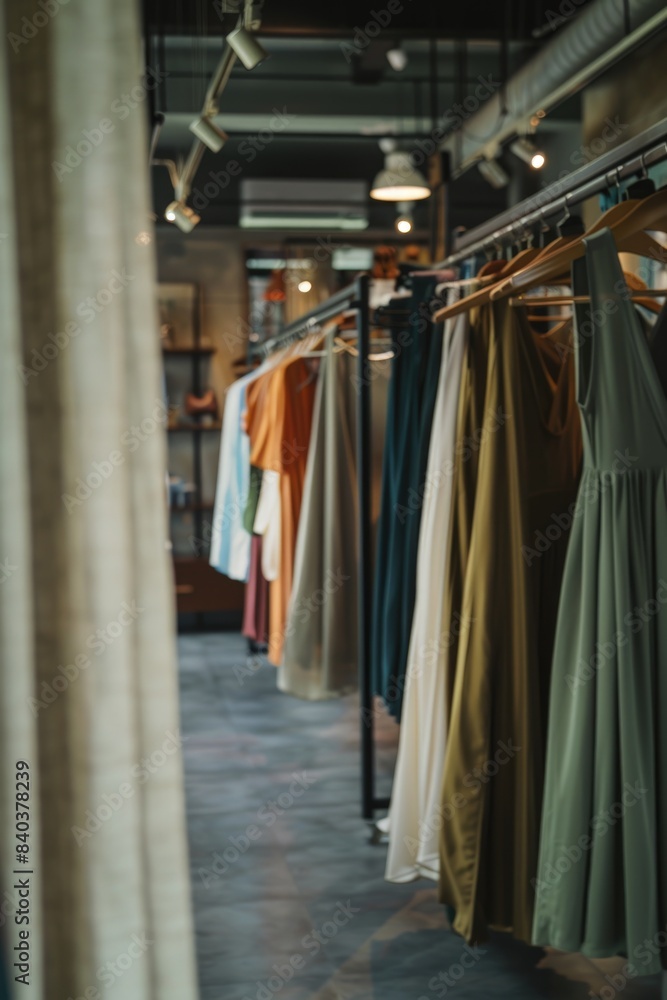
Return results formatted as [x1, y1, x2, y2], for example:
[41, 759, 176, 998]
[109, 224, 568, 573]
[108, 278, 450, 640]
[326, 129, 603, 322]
[245, 356, 316, 664]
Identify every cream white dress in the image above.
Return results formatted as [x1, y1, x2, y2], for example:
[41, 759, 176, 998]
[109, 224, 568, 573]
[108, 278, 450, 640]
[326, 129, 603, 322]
[384, 298, 468, 883]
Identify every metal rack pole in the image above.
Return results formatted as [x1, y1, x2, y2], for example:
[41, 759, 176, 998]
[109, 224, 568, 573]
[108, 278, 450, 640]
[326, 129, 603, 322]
[355, 274, 375, 820]
[255, 280, 359, 357]
[250, 275, 389, 820]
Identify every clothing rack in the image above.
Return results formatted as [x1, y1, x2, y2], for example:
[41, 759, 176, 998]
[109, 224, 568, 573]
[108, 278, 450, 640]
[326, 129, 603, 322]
[436, 114, 667, 267]
[251, 274, 387, 821]
[432, 116, 667, 1000]
[247, 114, 667, 826]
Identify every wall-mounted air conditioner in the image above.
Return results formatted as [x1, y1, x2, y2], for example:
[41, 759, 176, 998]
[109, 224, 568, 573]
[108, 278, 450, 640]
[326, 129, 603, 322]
[240, 179, 369, 230]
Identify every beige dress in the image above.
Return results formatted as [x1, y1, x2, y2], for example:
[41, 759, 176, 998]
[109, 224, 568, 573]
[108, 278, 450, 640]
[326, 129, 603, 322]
[280, 331, 389, 698]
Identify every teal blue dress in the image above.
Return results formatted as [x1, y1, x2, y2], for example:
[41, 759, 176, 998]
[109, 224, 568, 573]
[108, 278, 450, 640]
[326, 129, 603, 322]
[533, 229, 667, 974]
[371, 276, 444, 720]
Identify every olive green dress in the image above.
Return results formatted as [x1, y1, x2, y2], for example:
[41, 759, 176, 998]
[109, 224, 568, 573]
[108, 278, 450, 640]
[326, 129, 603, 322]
[438, 293, 582, 944]
[533, 229, 667, 974]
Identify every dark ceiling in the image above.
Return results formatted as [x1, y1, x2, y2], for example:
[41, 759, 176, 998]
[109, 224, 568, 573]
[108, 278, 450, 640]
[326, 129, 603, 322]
[143, 1, 589, 237]
[143, 0, 589, 41]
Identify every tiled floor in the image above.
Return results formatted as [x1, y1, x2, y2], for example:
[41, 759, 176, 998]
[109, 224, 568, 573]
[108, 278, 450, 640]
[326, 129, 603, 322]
[178, 632, 663, 1000]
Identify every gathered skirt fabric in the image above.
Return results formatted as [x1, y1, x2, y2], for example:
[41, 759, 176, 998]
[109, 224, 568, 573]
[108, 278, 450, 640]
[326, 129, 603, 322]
[533, 229, 667, 973]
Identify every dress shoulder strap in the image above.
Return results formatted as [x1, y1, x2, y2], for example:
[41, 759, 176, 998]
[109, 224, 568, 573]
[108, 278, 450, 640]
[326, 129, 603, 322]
[573, 228, 647, 412]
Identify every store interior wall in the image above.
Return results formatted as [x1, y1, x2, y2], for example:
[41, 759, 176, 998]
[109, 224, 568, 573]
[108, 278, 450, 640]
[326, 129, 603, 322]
[157, 228, 247, 400]
[580, 32, 667, 225]
[584, 32, 667, 148]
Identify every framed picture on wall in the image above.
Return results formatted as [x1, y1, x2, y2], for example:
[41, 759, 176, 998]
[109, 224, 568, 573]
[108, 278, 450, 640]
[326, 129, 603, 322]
[158, 282, 201, 350]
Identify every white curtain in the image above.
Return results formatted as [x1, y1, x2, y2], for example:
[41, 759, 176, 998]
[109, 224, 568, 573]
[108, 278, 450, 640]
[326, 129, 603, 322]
[0, 2, 199, 998]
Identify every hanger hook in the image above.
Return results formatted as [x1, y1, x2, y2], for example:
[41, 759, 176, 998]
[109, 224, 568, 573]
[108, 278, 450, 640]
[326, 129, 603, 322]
[537, 208, 550, 248]
[562, 193, 571, 224]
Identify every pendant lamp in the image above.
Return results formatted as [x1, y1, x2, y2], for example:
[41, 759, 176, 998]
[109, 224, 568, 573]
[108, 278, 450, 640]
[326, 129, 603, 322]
[370, 151, 430, 201]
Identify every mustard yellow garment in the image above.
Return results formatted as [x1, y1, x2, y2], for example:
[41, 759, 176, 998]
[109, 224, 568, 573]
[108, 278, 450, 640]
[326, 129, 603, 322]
[438, 298, 582, 944]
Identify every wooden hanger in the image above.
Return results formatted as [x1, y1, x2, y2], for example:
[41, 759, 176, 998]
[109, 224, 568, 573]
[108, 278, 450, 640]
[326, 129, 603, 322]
[511, 270, 665, 314]
[494, 190, 667, 301]
[333, 334, 358, 357]
[433, 187, 667, 323]
[505, 247, 541, 271]
[477, 258, 506, 278]
[619, 187, 667, 237]
[432, 242, 556, 323]
[623, 271, 665, 314]
[525, 313, 573, 322]
[489, 200, 642, 301]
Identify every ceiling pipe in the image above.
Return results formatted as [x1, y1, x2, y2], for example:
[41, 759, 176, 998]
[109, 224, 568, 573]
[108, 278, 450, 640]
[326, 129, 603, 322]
[440, 0, 667, 176]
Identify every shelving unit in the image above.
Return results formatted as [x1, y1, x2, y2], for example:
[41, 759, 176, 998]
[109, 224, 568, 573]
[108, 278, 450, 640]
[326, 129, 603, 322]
[160, 282, 244, 622]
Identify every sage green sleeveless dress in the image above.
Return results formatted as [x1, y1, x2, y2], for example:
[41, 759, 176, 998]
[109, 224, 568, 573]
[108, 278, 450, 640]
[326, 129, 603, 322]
[533, 229, 667, 974]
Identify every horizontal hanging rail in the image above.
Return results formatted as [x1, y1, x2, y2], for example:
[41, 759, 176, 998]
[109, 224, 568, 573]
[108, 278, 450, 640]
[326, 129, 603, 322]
[250, 281, 361, 358]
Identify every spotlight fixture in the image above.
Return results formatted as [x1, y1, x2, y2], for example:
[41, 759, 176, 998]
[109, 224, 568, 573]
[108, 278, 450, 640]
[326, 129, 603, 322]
[510, 137, 546, 170]
[370, 151, 430, 202]
[297, 280, 312, 293]
[165, 201, 201, 233]
[395, 200, 413, 233]
[227, 25, 269, 70]
[386, 44, 408, 72]
[477, 157, 510, 189]
[189, 115, 229, 153]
